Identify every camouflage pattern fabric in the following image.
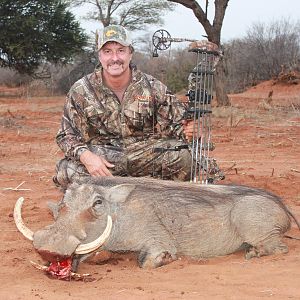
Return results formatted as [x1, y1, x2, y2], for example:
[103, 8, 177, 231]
[97, 25, 131, 50]
[54, 66, 191, 188]
[54, 139, 192, 189]
[56, 65, 186, 160]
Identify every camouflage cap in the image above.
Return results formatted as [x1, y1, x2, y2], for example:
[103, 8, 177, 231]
[97, 25, 132, 50]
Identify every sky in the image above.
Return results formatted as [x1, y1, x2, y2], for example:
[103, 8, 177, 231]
[164, 0, 300, 42]
[74, 0, 300, 44]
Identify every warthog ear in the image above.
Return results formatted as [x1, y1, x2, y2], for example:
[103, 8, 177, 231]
[47, 201, 60, 220]
[105, 184, 136, 203]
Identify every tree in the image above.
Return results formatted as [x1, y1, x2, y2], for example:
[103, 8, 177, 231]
[167, 0, 230, 106]
[0, 0, 87, 74]
[66, 0, 175, 31]
[133, 48, 196, 93]
[224, 19, 300, 92]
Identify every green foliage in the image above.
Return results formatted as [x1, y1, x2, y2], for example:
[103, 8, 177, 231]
[165, 50, 196, 93]
[133, 48, 196, 93]
[0, 0, 87, 74]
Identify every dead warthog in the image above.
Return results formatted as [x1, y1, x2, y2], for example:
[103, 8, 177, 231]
[14, 176, 299, 275]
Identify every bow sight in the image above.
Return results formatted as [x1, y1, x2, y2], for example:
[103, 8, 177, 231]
[152, 29, 224, 184]
[152, 29, 198, 57]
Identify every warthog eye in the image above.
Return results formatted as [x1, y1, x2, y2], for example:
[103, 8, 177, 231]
[92, 199, 103, 207]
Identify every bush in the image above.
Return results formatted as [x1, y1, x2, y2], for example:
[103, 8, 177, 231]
[224, 19, 300, 92]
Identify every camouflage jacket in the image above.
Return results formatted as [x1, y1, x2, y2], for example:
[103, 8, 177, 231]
[56, 66, 186, 159]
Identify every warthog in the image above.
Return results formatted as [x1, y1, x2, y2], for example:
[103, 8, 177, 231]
[14, 176, 299, 271]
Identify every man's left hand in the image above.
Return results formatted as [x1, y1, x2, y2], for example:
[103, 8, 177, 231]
[182, 120, 198, 141]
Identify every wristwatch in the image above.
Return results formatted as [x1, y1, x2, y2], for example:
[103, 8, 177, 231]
[76, 147, 88, 158]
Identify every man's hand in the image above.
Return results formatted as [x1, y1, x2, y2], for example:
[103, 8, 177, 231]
[182, 120, 198, 141]
[79, 150, 115, 177]
[188, 40, 220, 52]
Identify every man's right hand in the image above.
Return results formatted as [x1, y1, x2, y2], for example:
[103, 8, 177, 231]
[79, 150, 115, 177]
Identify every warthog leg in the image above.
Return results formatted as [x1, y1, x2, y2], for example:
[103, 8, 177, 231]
[71, 253, 95, 272]
[245, 237, 289, 259]
[138, 250, 177, 268]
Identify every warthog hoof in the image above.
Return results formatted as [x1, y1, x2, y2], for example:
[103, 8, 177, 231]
[245, 241, 288, 259]
[139, 251, 177, 268]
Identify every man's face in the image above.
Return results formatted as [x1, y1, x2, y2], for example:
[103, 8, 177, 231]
[99, 42, 133, 77]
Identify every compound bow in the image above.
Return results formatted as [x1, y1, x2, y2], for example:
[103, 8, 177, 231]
[151, 29, 224, 184]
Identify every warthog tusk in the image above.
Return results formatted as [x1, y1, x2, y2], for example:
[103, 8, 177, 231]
[14, 196, 112, 254]
[14, 197, 34, 241]
[75, 215, 112, 255]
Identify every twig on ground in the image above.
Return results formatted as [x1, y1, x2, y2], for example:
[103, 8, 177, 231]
[2, 181, 31, 191]
[287, 138, 300, 145]
[291, 168, 300, 173]
[290, 101, 300, 115]
[7, 109, 16, 118]
[223, 162, 237, 173]
[271, 168, 275, 177]
[33, 121, 60, 125]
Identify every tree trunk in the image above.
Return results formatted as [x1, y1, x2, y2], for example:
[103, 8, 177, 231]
[214, 58, 230, 106]
[167, 0, 231, 106]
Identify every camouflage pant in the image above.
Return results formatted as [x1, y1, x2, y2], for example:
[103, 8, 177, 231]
[53, 138, 192, 189]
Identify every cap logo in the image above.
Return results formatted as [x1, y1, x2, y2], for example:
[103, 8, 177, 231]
[106, 30, 117, 37]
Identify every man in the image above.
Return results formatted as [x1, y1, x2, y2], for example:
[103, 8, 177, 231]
[53, 25, 200, 189]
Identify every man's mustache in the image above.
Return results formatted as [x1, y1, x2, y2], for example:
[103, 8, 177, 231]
[108, 60, 123, 66]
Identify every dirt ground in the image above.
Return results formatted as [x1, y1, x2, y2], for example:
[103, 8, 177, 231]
[1, 80, 300, 300]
